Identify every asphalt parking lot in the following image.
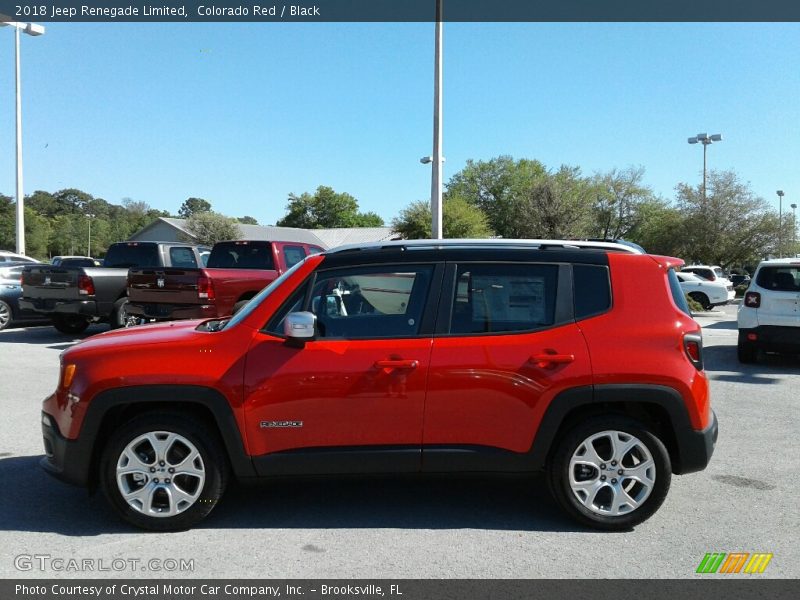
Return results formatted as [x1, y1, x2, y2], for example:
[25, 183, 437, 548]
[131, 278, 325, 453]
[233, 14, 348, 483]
[0, 304, 798, 579]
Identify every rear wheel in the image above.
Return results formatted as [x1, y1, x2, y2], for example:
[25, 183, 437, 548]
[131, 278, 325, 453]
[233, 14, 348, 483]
[52, 314, 90, 334]
[0, 300, 12, 331]
[100, 413, 228, 531]
[548, 416, 671, 531]
[689, 292, 711, 311]
[110, 298, 129, 329]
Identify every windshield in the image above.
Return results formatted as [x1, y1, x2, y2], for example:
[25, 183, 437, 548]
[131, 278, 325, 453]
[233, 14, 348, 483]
[223, 258, 310, 329]
[756, 266, 800, 292]
[713, 268, 726, 278]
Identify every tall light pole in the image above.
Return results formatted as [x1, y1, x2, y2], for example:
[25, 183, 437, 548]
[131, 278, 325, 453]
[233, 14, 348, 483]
[687, 133, 722, 202]
[426, 0, 443, 239]
[86, 213, 95, 257]
[791, 203, 797, 258]
[776, 190, 785, 258]
[0, 16, 45, 256]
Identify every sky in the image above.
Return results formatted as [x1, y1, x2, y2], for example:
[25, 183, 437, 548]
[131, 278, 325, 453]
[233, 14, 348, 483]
[1, 22, 799, 226]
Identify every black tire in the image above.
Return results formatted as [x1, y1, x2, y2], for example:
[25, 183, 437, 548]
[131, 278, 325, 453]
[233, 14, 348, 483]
[689, 292, 711, 311]
[737, 340, 757, 364]
[110, 297, 130, 329]
[52, 314, 90, 334]
[231, 300, 249, 315]
[547, 416, 671, 531]
[0, 299, 12, 331]
[100, 412, 228, 531]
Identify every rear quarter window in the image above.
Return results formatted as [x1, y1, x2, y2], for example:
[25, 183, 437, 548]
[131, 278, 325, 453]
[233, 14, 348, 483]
[573, 265, 611, 319]
[668, 268, 692, 316]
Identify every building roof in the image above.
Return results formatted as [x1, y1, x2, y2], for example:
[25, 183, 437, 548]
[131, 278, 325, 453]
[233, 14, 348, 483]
[130, 217, 401, 250]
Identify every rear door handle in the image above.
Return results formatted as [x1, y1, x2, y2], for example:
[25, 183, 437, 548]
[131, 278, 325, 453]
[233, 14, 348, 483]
[375, 359, 419, 369]
[531, 353, 575, 368]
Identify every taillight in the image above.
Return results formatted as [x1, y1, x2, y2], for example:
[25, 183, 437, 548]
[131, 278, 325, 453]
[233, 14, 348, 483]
[197, 276, 215, 301]
[683, 333, 704, 370]
[78, 275, 95, 296]
[744, 291, 761, 308]
[20, 271, 27, 286]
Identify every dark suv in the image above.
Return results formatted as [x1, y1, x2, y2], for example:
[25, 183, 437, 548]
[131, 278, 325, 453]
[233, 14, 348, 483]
[40, 240, 717, 531]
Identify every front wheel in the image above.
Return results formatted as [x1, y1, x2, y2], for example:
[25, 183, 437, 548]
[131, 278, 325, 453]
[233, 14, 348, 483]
[548, 416, 671, 531]
[99, 413, 228, 531]
[52, 314, 90, 334]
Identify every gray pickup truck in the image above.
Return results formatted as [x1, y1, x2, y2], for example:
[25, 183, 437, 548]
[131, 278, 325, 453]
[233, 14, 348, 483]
[20, 241, 208, 334]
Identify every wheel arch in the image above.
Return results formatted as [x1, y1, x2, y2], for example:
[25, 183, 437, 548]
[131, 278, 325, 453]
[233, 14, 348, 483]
[530, 384, 698, 475]
[85, 385, 255, 490]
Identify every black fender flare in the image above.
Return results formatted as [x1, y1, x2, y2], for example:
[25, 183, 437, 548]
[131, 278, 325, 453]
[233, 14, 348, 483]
[84, 385, 256, 480]
[529, 384, 715, 475]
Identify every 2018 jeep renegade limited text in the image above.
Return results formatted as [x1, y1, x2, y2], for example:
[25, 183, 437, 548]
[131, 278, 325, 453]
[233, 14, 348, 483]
[40, 240, 717, 531]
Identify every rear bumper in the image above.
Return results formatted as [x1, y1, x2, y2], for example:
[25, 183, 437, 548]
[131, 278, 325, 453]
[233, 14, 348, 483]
[126, 302, 219, 320]
[40, 410, 92, 487]
[674, 409, 718, 475]
[19, 297, 98, 317]
[739, 326, 800, 354]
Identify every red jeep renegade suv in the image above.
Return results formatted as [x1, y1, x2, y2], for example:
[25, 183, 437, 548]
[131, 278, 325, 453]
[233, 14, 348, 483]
[40, 240, 717, 531]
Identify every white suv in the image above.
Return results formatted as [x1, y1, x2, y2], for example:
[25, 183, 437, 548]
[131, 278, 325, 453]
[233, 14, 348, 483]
[737, 259, 800, 363]
[681, 265, 735, 302]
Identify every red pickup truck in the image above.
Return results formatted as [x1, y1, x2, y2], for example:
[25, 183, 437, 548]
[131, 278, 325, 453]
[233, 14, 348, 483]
[126, 240, 323, 322]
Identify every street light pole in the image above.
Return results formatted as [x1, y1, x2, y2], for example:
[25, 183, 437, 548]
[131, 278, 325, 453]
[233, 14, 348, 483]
[430, 0, 443, 239]
[86, 213, 95, 257]
[1, 16, 45, 256]
[687, 133, 722, 203]
[777, 190, 785, 258]
[791, 203, 797, 258]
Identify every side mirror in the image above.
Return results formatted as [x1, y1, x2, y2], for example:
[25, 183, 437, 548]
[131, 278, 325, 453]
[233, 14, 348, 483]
[283, 311, 316, 344]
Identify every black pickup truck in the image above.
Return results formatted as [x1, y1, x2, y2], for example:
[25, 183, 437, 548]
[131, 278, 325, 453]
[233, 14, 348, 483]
[20, 241, 208, 334]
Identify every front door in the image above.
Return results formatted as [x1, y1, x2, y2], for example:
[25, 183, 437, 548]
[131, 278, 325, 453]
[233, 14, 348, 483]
[243, 263, 439, 475]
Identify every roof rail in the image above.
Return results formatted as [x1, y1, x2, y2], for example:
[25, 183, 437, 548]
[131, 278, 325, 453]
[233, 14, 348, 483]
[327, 238, 644, 254]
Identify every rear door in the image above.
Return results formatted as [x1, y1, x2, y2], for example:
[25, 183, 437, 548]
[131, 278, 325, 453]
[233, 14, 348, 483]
[422, 261, 593, 466]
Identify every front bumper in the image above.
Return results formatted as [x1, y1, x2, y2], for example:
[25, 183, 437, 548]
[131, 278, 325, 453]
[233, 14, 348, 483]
[674, 409, 718, 475]
[19, 298, 98, 318]
[739, 326, 800, 354]
[40, 411, 92, 487]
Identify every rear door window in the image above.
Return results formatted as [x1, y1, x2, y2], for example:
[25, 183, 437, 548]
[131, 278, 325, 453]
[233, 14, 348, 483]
[573, 264, 611, 319]
[207, 242, 275, 269]
[169, 247, 198, 268]
[283, 245, 307, 268]
[449, 263, 558, 334]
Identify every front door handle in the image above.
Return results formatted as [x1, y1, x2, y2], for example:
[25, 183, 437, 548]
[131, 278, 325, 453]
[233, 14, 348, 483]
[531, 353, 575, 368]
[375, 359, 419, 370]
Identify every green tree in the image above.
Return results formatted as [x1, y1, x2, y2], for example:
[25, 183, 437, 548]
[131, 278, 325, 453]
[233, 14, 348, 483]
[625, 199, 685, 256]
[185, 211, 242, 245]
[391, 196, 492, 239]
[276, 186, 385, 229]
[446, 156, 548, 238]
[25, 207, 51, 259]
[238, 216, 259, 225]
[178, 197, 212, 219]
[0, 194, 14, 249]
[675, 170, 779, 267]
[589, 166, 655, 240]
